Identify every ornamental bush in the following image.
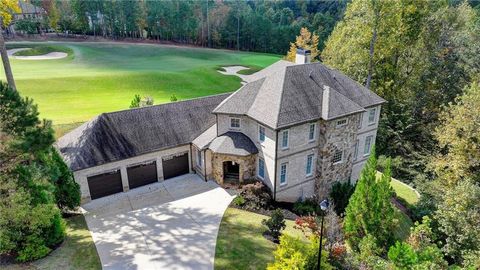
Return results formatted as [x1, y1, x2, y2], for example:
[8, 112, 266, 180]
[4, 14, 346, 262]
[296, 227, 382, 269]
[262, 209, 286, 241]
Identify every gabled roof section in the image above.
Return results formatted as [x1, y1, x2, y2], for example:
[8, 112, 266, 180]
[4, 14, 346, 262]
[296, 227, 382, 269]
[213, 60, 385, 129]
[56, 93, 231, 171]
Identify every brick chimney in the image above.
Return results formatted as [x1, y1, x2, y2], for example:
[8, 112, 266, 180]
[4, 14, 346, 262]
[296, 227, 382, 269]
[295, 48, 311, 64]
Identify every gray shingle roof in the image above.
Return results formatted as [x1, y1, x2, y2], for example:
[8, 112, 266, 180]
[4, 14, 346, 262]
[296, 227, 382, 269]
[192, 124, 217, 150]
[56, 93, 231, 171]
[213, 61, 385, 129]
[208, 132, 258, 156]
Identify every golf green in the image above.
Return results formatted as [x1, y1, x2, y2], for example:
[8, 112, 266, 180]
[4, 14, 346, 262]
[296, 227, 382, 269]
[2, 42, 280, 125]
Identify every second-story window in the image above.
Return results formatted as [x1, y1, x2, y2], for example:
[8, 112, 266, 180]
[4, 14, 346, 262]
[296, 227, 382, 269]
[306, 154, 314, 176]
[281, 130, 289, 149]
[308, 123, 316, 141]
[259, 125, 266, 142]
[332, 149, 343, 164]
[354, 140, 359, 160]
[364, 135, 373, 155]
[368, 108, 377, 125]
[230, 117, 240, 128]
[280, 163, 287, 185]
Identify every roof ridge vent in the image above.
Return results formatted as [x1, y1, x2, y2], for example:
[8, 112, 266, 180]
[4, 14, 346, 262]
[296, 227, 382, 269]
[322, 85, 330, 120]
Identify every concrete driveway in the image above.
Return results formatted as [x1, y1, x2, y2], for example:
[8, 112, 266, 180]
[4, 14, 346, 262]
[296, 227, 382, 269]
[82, 174, 234, 270]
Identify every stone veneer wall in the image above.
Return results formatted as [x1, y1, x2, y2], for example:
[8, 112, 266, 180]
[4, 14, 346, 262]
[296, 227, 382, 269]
[211, 153, 256, 185]
[315, 113, 360, 199]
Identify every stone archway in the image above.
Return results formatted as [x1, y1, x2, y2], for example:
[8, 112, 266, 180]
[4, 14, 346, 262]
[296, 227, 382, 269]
[211, 153, 256, 185]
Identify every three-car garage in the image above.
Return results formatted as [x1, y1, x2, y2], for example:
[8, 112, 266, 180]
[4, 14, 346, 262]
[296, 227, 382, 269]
[83, 150, 192, 201]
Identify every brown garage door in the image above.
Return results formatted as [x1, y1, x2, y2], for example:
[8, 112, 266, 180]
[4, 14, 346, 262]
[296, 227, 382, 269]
[87, 170, 123, 200]
[127, 161, 158, 189]
[162, 153, 189, 180]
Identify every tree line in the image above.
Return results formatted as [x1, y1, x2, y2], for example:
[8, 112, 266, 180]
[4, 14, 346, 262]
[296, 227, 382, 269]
[13, 0, 346, 54]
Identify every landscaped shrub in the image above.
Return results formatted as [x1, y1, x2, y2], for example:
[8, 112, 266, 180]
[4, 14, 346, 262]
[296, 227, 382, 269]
[232, 195, 246, 207]
[262, 209, 286, 241]
[329, 181, 355, 216]
[267, 234, 333, 270]
[293, 198, 320, 216]
[239, 182, 272, 211]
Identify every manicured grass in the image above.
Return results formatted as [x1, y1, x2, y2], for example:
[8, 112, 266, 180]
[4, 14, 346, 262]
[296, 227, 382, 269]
[12, 45, 73, 57]
[237, 65, 263, 75]
[53, 122, 84, 139]
[215, 207, 306, 270]
[394, 208, 414, 241]
[376, 171, 420, 205]
[3, 215, 101, 270]
[2, 42, 280, 125]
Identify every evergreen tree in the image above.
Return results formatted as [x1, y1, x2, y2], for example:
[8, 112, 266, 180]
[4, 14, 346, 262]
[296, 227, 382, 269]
[344, 147, 397, 252]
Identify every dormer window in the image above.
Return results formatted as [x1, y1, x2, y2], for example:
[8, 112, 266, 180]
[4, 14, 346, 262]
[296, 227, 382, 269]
[336, 118, 347, 127]
[230, 117, 240, 128]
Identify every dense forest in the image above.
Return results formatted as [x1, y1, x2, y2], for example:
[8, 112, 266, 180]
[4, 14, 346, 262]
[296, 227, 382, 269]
[14, 0, 347, 54]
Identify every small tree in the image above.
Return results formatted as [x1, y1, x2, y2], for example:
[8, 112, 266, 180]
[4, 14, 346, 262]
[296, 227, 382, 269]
[388, 242, 417, 269]
[329, 181, 355, 216]
[262, 209, 286, 241]
[130, 94, 141, 108]
[170, 94, 178, 102]
[286, 27, 320, 62]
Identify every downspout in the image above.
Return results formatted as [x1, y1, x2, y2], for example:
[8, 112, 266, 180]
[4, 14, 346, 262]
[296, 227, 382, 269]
[273, 130, 279, 201]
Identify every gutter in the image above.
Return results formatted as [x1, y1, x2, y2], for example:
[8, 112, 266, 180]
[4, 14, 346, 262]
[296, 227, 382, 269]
[273, 130, 279, 201]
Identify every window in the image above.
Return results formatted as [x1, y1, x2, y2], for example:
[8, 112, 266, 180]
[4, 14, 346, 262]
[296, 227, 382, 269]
[368, 108, 377, 124]
[258, 158, 265, 179]
[196, 148, 202, 166]
[230, 117, 240, 128]
[358, 113, 363, 129]
[306, 154, 314, 176]
[354, 140, 359, 160]
[332, 149, 343, 164]
[281, 130, 289, 149]
[280, 163, 287, 185]
[308, 123, 316, 141]
[336, 118, 347, 127]
[259, 125, 266, 142]
[364, 135, 373, 155]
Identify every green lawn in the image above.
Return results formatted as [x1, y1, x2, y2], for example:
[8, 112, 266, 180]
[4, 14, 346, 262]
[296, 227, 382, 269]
[2, 42, 280, 125]
[376, 171, 420, 205]
[215, 207, 306, 270]
[4, 215, 101, 270]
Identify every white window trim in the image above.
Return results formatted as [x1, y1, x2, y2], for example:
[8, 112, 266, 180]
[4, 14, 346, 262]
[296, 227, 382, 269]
[258, 158, 265, 179]
[196, 148, 202, 167]
[281, 129, 289, 149]
[333, 149, 344, 165]
[336, 118, 348, 128]
[280, 163, 288, 186]
[230, 117, 241, 129]
[354, 140, 359, 161]
[258, 124, 266, 143]
[308, 123, 316, 142]
[306, 154, 314, 177]
[364, 135, 373, 156]
[368, 108, 377, 125]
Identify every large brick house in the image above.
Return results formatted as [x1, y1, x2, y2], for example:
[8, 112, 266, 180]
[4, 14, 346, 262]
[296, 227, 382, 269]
[57, 49, 385, 203]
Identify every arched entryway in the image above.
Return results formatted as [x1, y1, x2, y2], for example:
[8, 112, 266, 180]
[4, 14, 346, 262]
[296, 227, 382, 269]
[223, 161, 240, 183]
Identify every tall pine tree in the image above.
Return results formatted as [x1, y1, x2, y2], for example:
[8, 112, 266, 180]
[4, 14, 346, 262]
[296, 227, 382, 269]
[344, 147, 396, 252]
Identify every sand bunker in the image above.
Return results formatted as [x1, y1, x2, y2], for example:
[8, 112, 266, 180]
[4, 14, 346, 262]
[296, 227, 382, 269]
[7, 48, 68, 60]
[218, 66, 252, 84]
